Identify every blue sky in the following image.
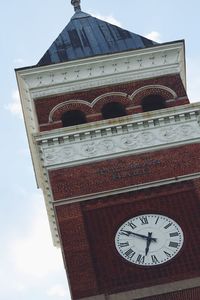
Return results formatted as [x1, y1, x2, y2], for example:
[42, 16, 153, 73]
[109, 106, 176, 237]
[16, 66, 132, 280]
[1, 1, 200, 299]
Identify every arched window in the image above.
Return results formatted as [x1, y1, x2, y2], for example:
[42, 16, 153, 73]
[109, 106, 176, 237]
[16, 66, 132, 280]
[61, 110, 86, 127]
[101, 102, 126, 119]
[142, 95, 166, 112]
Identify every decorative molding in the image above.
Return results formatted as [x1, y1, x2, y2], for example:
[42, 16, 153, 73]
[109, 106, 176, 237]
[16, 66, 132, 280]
[48, 84, 177, 123]
[130, 84, 177, 100]
[91, 92, 128, 106]
[17, 41, 185, 100]
[48, 92, 128, 122]
[39, 110, 200, 168]
[30, 67, 180, 99]
[49, 100, 92, 122]
[41, 123, 199, 167]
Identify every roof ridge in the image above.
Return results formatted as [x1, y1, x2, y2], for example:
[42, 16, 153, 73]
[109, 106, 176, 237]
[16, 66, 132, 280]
[71, 10, 91, 20]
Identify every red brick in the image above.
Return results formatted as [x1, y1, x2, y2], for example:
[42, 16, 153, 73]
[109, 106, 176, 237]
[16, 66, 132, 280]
[34, 74, 189, 132]
[54, 180, 200, 299]
[49, 144, 200, 200]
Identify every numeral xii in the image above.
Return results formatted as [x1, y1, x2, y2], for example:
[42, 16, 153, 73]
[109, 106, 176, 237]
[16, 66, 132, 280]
[140, 216, 148, 225]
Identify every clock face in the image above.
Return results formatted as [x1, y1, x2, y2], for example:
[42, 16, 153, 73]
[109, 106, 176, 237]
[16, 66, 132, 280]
[115, 214, 184, 266]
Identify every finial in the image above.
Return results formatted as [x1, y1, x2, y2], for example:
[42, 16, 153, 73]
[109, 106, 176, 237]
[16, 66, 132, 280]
[71, 0, 81, 12]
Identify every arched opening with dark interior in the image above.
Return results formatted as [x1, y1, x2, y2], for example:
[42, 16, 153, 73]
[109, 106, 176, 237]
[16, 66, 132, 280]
[61, 110, 86, 127]
[142, 95, 166, 112]
[101, 102, 127, 119]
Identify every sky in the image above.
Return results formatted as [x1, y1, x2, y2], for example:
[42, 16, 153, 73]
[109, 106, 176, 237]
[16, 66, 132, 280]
[1, 0, 200, 299]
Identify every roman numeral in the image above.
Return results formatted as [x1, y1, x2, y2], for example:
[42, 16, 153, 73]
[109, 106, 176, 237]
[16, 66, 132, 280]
[124, 248, 135, 259]
[169, 232, 179, 237]
[119, 242, 129, 247]
[164, 251, 171, 258]
[120, 230, 130, 236]
[136, 254, 145, 264]
[128, 221, 137, 230]
[140, 216, 148, 225]
[151, 255, 159, 264]
[169, 241, 179, 248]
[155, 216, 159, 224]
[164, 222, 172, 229]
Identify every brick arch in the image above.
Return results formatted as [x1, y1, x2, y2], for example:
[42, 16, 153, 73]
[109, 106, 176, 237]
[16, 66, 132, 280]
[92, 92, 131, 113]
[49, 100, 93, 122]
[130, 85, 177, 106]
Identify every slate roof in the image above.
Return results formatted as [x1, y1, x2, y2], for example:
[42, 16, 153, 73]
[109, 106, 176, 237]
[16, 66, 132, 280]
[37, 10, 157, 66]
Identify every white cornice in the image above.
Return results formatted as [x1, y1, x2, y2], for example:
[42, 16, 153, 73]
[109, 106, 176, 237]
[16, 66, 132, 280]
[16, 41, 186, 99]
[38, 107, 200, 169]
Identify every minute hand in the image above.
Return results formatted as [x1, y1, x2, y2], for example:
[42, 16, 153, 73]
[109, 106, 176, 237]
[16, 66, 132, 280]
[121, 230, 157, 242]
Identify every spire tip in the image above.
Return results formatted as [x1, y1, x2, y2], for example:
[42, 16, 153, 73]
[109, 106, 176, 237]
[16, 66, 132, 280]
[71, 0, 81, 12]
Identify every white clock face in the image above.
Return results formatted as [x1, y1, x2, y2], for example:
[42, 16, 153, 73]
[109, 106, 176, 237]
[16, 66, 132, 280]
[115, 214, 184, 266]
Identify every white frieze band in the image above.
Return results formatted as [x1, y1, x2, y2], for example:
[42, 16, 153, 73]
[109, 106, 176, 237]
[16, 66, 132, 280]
[40, 120, 200, 168]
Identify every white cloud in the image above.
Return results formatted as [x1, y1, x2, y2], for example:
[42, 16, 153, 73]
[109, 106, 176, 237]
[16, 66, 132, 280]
[13, 282, 27, 293]
[145, 31, 161, 43]
[0, 191, 69, 299]
[11, 195, 64, 279]
[47, 284, 68, 297]
[91, 13, 122, 27]
[5, 89, 23, 118]
[13, 58, 26, 66]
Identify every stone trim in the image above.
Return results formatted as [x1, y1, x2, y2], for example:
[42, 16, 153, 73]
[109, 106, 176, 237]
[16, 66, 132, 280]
[16, 41, 185, 100]
[108, 277, 200, 299]
[130, 84, 177, 100]
[79, 277, 200, 300]
[37, 106, 200, 168]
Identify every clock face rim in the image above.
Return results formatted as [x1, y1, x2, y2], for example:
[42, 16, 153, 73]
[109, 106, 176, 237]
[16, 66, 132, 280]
[115, 213, 184, 267]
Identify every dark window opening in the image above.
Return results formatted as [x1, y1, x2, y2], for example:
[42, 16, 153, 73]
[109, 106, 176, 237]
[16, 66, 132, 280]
[101, 102, 126, 119]
[61, 110, 86, 127]
[142, 95, 166, 112]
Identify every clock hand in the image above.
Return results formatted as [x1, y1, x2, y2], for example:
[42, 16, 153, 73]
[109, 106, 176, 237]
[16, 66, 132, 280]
[121, 230, 157, 242]
[145, 232, 153, 256]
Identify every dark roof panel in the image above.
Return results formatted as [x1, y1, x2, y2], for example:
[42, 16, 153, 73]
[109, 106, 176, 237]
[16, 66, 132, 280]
[37, 11, 157, 66]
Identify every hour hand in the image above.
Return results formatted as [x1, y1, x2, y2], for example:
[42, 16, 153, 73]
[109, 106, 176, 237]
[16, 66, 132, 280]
[145, 232, 152, 256]
[121, 230, 157, 242]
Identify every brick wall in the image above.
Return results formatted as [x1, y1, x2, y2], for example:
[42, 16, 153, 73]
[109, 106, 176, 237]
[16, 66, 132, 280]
[56, 203, 99, 298]
[52, 142, 200, 299]
[55, 180, 200, 299]
[49, 143, 200, 200]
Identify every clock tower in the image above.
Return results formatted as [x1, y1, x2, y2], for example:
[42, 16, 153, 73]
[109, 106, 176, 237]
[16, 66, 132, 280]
[16, 1, 200, 299]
